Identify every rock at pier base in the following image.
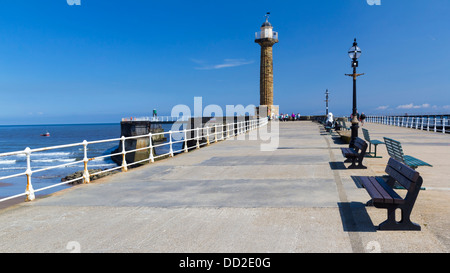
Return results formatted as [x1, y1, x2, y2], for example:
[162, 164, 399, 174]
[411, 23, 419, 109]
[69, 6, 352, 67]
[61, 169, 120, 185]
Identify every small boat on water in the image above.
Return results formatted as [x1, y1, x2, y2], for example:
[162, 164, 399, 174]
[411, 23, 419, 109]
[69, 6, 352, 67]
[40, 132, 50, 137]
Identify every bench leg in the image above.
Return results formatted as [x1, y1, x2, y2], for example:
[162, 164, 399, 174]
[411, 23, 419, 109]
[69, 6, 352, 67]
[347, 157, 367, 169]
[365, 144, 382, 158]
[373, 144, 378, 157]
[347, 158, 357, 168]
[378, 208, 421, 231]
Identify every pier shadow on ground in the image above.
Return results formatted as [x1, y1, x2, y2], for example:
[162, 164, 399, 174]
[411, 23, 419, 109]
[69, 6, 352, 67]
[337, 202, 376, 232]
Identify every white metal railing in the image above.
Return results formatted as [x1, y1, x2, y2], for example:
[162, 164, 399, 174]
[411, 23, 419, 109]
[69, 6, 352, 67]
[366, 115, 449, 134]
[0, 117, 268, 203]
[255, 31, 278, 40]
[121, 116, 190, 122]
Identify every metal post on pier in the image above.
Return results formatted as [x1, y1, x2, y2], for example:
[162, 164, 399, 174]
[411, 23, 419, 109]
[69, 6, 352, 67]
[184, 129, 188, 153]
[24, 147, 35, 202]
[169, 131, 174, 157]
[82, 140, 90, 184]
[434, 117, 437, 132]
[214, 124, 218, 143]
[443, 117, 446, 134]
[121, 136, 128, 172]
[149, 132, 154, 162]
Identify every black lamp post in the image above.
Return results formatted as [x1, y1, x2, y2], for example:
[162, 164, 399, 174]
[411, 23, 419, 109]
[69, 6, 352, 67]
[345, 39, 364, 148]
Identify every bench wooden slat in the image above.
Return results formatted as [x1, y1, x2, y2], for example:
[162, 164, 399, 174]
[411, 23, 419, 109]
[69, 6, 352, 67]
[360, 176, 385, 203]
[360, 176, 405, 205]
[375, 176, 405, 205]
[386, 166, 412, 190]
[386, 157, 420, 182]
[403, 155, 432, 168]
[341, 148, 357, 157]
[384, 137, 405, 162]
[370, 140, 384, 145]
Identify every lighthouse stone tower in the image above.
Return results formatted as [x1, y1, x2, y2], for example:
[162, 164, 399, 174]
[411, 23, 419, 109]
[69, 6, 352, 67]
[255, 14, 279, 118]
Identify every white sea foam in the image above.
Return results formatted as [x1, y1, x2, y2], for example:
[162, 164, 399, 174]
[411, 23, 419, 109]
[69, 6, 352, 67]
[0, 160, 16, 164]
[31, 152, 72, 157]
[0, 167, 25, 170]
[32, 158, 77, 163]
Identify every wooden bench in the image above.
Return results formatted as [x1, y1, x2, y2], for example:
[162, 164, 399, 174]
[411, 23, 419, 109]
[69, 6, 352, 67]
[321, 120, 333, 134]
[359, 158, 423, 230]
[341, 137, 368, 169]
[362, 128, 384, 158]
[383, 137, 432, 169]
[341, 120, 351, 131]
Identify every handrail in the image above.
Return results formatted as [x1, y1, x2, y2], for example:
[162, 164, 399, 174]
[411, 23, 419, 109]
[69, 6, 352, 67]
[121, 116, 190, 122]
[0, 117, 268, 203]
[366, 115, 449, 134]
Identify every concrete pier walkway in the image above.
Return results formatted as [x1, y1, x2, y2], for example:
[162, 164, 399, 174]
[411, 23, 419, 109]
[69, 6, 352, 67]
[0, 121, 448, 253]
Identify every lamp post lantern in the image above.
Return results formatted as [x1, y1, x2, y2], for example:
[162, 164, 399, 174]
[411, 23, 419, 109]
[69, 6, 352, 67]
[345, 39, 364, 148]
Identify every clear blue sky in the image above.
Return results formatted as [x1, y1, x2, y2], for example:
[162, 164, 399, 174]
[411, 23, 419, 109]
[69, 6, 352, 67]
[1, 0, 449, 125]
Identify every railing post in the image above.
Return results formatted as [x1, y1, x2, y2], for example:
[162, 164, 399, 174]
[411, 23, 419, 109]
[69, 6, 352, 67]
[226, 123, 230, 139]
[184, 129, 188, 153]
[149, 132, 154, 163]
[427, 116, 430, 131]
[169, 130, 174, 157]
[82, 140, 90, 184]
[206, 127, 210, 145]
[121, 136, 128, 172]
[214, 124, 218, 143]
[443, 117, 446, 134]
[434, 116, 437, 132]
[196, 127, 200, 149]
[24, 147, 35, 202]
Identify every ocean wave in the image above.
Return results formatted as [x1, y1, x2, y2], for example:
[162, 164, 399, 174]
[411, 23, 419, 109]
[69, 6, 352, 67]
[32, 158, 77, 163]
[0, 160, 16, 164]
[31, 152, 72, 157]
[11, 152, 73, 157]
[0, 167, 26, 170]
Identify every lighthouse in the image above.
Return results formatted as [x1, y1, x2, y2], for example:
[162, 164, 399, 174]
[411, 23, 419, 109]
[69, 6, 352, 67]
[255, 13, 279, 118]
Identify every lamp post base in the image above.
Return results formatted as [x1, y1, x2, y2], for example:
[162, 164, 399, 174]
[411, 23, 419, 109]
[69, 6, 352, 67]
[350, 119, 359, 148]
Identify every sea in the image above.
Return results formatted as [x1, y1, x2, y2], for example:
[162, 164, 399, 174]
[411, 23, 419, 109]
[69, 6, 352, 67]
[0, 123, 176, 201]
